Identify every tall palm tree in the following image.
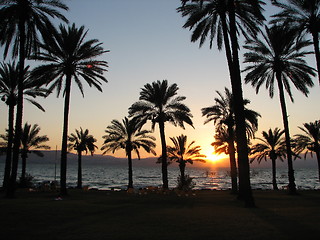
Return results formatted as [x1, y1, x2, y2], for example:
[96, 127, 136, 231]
[250, 128, 286, 190]
[0, 62, 48, 189]
[68, 128, 97, 189]
[167, 134, 206, 188]
[20, 122, 50, 187]
[128, 80, 193, 189]
[0, 0, 68, 198]
[178, 0, 265, 207]
[293, 120, 320, 181]
[243, 24, 316, 194]
[201, 87, 260, 194]
[31, 23, 108, 195]
[101, 117, 156, 189]
[271, 0, 320, 84]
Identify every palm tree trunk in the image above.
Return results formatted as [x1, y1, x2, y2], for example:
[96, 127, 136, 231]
[276, 73, 297, 194]
[60, 74, 72, 196]
[271, 157, 278, 190]
[228, 0, 254, 207]
[179, 161, 186, 185]
[2, 104, 15, 189]
[20, 151, 27, 187]
[221, 14, 234, 77]
[222, 9, 238, 195]
[158, 119, 168, 189]
[6, 16, 26, 198]
[77, 150, 82, 189]
[312, 31, 320, 85]
[315, 143, 320, 182]
[228, 139, 238, 194]
[127, 150, 133, 189]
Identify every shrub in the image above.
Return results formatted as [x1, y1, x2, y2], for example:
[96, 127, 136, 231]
[176, 174, 195, 191]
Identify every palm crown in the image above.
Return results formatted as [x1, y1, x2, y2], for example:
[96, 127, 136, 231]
[0, 0, 68, 58]
[294, 120, 320, 158]
[129, 80, 193, 129]
[167, 134, 206, 164]
[243, 24, 315, 101]
[0, 62, 48, 111]
[202, 87, 260, 139]
[101, 117, 156, 158]
[68, 128, 97, 156]
[250, 128, 286, 164]
[177, 0, 265, 50]
[31, 23, 108, 96]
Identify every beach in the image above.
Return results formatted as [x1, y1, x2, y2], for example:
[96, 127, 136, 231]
[1, 189, 319, 240]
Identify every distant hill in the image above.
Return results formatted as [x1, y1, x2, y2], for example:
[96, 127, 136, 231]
[0, 150, 318, 169]
[0, 150, 161, 167]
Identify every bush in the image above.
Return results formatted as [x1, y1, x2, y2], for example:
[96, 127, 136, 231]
[176, 174, 195, 191]
[18, 174, 34, 188]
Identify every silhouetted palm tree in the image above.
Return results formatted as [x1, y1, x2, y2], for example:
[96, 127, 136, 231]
[271, 0, 320, 84]
[250, 128, 286, 190]
[101, 117, 156, 189]
[129, 80, 193, 189]
[68, 128, 97, 189]
[0, 62, 48, 189]
[243, 24, 316, 194]
[31, 23, 108, 195]
[167, 134, 206, 188]
[201, 87, 260, 194]
[293, 120, 320, 181]
[20, 122, 50, 187]
[178, 0, 265, 207]
[0, 0, 68, 198]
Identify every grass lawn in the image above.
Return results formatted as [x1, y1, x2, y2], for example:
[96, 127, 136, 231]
[1, 189, 319, 240]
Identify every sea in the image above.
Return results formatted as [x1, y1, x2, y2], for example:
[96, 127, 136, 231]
[0, 158, 319, 191]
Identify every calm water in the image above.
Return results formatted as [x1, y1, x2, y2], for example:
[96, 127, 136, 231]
[0, 161, 319, 190]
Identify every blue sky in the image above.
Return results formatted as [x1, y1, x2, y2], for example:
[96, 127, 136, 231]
[0, 0, 319, 164]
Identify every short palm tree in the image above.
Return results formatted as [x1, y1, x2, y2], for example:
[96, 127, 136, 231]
[68, 128, 97, 189]
[101, 117, 156, 189]
[271, 0, 320, 84]
[167, 134, 206, 188]
[128, 80, 193, 189]
[243, 23, 316, 194]
[31, 23, 109, 195]
[293, 120, 320, 181]
[0, 0, 68, 198]
[201, 87, 260, 194]
[0, 62, 48, 189]
[20, 122, 50, 187]
[250, 128, 286, 190]
[178, 0, 265, 207]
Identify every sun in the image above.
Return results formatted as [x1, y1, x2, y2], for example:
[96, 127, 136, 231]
[202, 148, 228, 164]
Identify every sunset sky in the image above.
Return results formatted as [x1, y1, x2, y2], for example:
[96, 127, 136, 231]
[0, 0, 319, 167]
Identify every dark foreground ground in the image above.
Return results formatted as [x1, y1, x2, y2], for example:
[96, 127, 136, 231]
[0, 189, 319, 240]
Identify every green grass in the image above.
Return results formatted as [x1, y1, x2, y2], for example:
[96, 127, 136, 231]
[1, 189, 319, 240]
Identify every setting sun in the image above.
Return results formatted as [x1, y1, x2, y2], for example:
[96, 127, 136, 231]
[202, 148, 228, 165]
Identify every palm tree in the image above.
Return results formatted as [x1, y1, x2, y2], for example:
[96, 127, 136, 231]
[31, 23, 109, 195]
[20, 122, 50, 187]
[250, 128, 286, 190]
[293, 120, 320, 181]
[201, 87, 260, 194]
[101, 117, 156, 189]
[0, 62, 48, 189]
[0, 0, 68, 198]
[167, 134, 206, 188]
[271, 0, 320, 84]
[243, 24, 316, 194]
[68, 128, 97, 189]
[129, 80, 193, 189]
[178, 0, 265, 207]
